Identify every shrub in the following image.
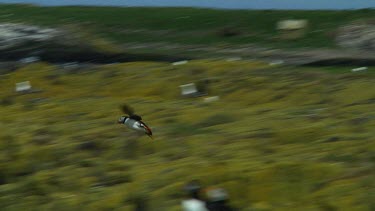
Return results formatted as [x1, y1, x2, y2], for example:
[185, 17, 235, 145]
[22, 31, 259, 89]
[122, 138, 139, 159]
[32, 128, 55, 145]
[167, 122, 201, 136]
[197, 113, 235, 128]
[102, 171, 132, 186]
[216, 27, 241, 37]
[1, 95, 14, 106]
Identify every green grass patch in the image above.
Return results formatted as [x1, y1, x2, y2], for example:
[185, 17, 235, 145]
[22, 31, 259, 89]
[0, 53, 375, 209]
[1, 5, 375, 49]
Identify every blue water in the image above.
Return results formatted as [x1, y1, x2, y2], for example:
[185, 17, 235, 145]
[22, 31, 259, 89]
[0, 0, 374, 10]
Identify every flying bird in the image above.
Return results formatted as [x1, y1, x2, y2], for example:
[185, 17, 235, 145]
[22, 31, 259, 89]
[118, 104, 153, 139]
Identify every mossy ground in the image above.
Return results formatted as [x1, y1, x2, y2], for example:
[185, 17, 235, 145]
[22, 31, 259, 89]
[1, 60, 374, 210]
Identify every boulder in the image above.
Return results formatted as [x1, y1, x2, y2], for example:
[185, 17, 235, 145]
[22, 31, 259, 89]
[0, 23, 97, 62]
[277, 20, 308, 30]
[336, 23, 375, 52]
[0, 23, 61, 50]
[15, 81, 32, 93]
[276, 19, 308, 40]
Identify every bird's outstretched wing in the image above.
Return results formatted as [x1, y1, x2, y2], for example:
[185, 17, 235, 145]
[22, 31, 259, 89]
[121, 104, 135, 116]
[130, 114, 142, 121]
[121, 104, 143, 120]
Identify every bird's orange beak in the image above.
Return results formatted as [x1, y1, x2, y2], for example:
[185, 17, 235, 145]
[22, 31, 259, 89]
[143, 125, 153, 139]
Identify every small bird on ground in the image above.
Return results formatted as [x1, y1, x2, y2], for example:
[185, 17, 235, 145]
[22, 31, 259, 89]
[118, 104, 153, 139]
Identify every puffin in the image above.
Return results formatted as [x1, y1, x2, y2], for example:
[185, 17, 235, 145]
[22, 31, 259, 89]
[118, 104, 153, 139]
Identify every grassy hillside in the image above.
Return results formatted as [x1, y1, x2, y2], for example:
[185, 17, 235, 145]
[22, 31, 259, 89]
[0, 4, 375, 50]
[1, 60, 374, 210]
[1, 4, 375, 211]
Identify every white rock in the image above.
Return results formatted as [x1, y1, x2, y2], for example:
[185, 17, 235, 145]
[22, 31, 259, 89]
[226, 57, 242, 62]
[269, 60, 284, 66]
[179, 83, 198, 96]
[172, 60, 188, 66]
[19, 56, 40, 64]
[277, 20, 308, 30]
[0, 23, 60, 49]
[204, 96, 220, 103]
[351, 67, 368, 72]
[337, 24, 375, 52]
[15, 81, 32, 92]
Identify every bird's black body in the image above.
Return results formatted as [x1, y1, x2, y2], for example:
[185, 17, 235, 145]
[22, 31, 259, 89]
[129, 114, 142, 121]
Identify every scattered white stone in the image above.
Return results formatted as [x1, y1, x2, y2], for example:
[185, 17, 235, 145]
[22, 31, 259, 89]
[19, 56, 40, 64]
[226, 57, 242, 62]
[179, 83, 198, 96]
[277, 20, 308, 30]
[204, 96, 220, 103]
[15, 81, 31, 93]
[172, 60, 188, 66]
[269, 60, 284, 66]
[351, 67, 368, 72]
[62, 62, 79, 69]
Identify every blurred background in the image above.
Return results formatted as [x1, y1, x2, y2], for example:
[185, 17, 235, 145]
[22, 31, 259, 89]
[0, 1, 375, 210]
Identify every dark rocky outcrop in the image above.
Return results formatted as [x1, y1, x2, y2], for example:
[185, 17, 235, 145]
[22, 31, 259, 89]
[0, 23, 188, 64]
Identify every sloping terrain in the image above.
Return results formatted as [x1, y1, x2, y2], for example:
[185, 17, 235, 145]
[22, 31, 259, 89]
[1, 61, 374, 210]
[1, 4, 375, 211]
